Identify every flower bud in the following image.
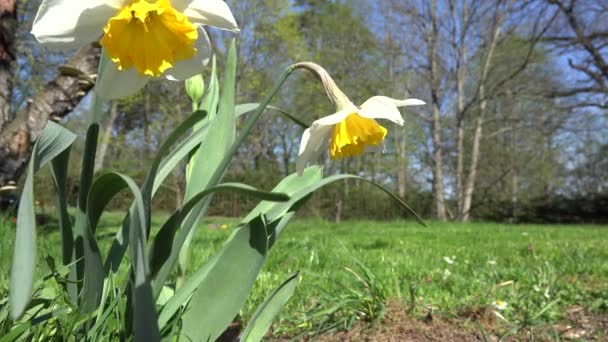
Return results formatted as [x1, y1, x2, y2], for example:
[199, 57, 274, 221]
[185, 74, 205, 105]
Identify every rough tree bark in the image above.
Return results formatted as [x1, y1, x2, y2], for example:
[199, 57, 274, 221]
[0, 0, 16, 132]
[0, 43, 101, 187]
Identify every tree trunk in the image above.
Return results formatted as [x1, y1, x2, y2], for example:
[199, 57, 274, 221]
[460, 17, 503, 222]
[431, 103, 447, 221]
[0, 43, 101, 187]
[454, 0, 468, 220]
[429, 0, 447, 221]
[0, 0, 16, 132]
[94, 101, 119, 172]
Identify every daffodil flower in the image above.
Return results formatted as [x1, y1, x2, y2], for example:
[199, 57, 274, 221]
[31, 0, 238, 99]
[293, 62, 425, 175]
[296, 96, 424, 174]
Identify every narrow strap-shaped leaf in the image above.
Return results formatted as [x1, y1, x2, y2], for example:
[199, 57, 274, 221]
[157, 252, 219, 329]
[49, 146, 77, 302]
[151, 120, 209, 196]
[241, 272, 300, 342]
[179, 40, 237, 276]
[10, 121, 76, 319]
[98, 172, 160, 342]
[242, 166, 323, 223]
[151, 183, 289, 295]
[246, 167, 425, 230]
[180, 216, 269, 342]
[73, 124, 104, 315]
[269, 173, 426, 227]
[49, 147, 74, 265]
[103, 110, 207, 274]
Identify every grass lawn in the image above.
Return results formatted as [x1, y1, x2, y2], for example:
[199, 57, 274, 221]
[1, 214, 607, 339]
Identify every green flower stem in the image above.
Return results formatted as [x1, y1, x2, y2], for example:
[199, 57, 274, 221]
[74, 57, 106, 311]
[209, 65, 296, 187]
[178, 100, 200, 288]
[153, 65, 297, 289]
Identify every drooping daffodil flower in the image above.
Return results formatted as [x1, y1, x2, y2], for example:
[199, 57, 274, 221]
[294, 62, 425, 175]
[31, 0, 238, 99]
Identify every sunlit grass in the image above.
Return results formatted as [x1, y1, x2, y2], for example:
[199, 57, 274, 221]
[1, 215, 607, 337]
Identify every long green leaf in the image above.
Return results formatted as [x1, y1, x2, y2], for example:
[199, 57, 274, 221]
[151, 183, 289, 295]
[247, 167, 425, 230]
[241, 272, 299, 342]
[103, 109, 207, 274]
[242, 166, 323, 223]
[49, 146, 77, 302]
[178, 40, 237, 278]
[152, 120, 209, 195]
[73, 124, 104, 315]
[94, 172, 160, 341]
[10, 121, 76, 319]
[180, 216, 268, 342]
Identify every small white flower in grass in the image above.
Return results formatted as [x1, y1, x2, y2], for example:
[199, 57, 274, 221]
[442, 269, 451, 280]
[492, 300, 507, 310]
[488, 260, 497, 266]
[443, 256, 454, 265]
[31, 0, 238, 99]
[293, 63, 425, 175]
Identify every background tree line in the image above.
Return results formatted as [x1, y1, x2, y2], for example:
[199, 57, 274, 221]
[0, 0, 606, 223]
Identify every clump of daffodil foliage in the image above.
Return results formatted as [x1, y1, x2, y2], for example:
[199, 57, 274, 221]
[3, 1, 425, 341]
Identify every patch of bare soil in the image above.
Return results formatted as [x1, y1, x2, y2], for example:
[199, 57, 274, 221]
[309, 300, 485, 342]
[282, 302, 608, 342]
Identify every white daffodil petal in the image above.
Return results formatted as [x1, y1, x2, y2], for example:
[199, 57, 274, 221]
[296, 126, 332, 175]
[31, 0, 123, 49]
[363, 96, 426, 108]
[96, 62, 150, 99]
[359, 96, 405, 125]
[392, 98, 426, 107]
[165, 28, 212, 81]
[312, 105, 356, 127]
[174, 0, 239, 32]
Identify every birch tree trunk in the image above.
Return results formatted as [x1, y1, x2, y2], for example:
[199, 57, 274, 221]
[452, 0, 468, 218]
[429, 0, 447, 221]
[460, 11, 504, 222]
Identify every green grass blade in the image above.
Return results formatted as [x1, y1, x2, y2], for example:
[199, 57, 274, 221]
[0, 322, 32, 342]
[10, 121, 76, 320]
[180, 216, 269, 342]
[241, 272, 300, 342]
